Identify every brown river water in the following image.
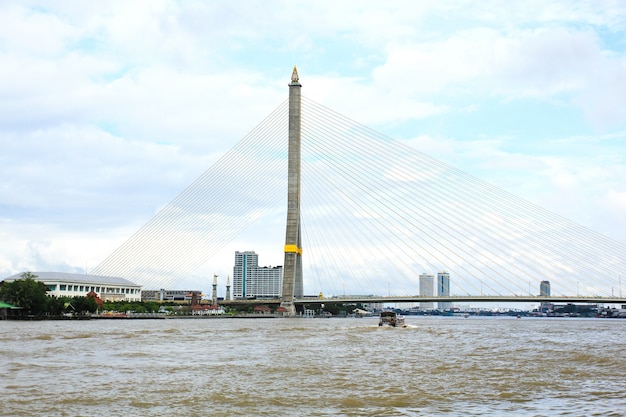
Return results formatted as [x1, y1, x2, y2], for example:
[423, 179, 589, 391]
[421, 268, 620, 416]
[1, 316, 625, 416]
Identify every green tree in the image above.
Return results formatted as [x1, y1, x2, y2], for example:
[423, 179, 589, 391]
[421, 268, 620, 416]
[0, 273, 49, 315]
[20, 271, 39, 280]
[69, 296, 98, 315]
[47, 296, 67, 316]
[101, 301, 161, 313]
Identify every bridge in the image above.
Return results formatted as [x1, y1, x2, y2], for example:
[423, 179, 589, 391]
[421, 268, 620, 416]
[91, 68, 626, 314]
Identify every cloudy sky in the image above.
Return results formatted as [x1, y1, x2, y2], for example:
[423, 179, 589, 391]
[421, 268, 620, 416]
[1, 1, 625, 294]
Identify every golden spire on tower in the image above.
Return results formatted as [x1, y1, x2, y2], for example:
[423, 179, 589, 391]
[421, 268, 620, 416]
[291, 66, 299, 83]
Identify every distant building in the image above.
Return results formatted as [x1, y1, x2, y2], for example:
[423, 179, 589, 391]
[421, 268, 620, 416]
[437, 271, 452, 310]
[539, 302, 554, 314]
[192, 304, 224, 315]
[419, 273, 434, 309]
[539, 280, 552, 313]
[233, 251, 283, 299]
[2, 271, 141, 302]
[141, 289, 202, 302]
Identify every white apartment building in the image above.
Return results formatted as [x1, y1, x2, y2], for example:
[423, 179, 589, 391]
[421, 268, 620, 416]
[232, 251, 283, 299]
[419, 273, 434, 310]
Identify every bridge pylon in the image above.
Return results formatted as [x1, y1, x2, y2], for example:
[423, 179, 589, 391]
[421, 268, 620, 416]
[280, 67, 303, 316]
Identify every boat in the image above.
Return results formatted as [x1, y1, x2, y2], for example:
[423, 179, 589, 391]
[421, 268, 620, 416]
[352, 308, 373, 317]
[378, 311, 406, 327]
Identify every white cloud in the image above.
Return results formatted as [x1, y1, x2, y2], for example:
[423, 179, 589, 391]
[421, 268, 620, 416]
[363, 26, 626, 128]
[0, 125, 216, 227]
[602, 189, 626, 235]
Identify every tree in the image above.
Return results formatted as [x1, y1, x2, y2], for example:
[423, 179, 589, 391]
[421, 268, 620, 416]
[20, 271, 38, 280]
[47, 296, 67, 316]
[69, 296, 98, 315]
[0, 273, 49, 315]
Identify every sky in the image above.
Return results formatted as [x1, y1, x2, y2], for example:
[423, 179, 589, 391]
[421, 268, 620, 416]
[1, 0, 626, 297]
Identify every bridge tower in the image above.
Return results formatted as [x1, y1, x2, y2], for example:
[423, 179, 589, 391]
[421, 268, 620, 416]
[280, 67, 303, 316]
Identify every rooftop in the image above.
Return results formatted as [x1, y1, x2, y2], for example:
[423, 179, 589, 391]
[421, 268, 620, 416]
[2, 271, 140, 287]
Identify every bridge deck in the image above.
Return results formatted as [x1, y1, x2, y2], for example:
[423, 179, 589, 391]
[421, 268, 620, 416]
[220, 295, 626, 306]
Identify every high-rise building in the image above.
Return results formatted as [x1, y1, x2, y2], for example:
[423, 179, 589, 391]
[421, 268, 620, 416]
[419, 273, 434, 310]
[233, 251, 283, 299]
[437, 271, 452, 310]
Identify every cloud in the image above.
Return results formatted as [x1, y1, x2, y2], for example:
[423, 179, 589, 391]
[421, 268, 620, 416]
[401, 128, 626, 244]
[600, 189, 626, 235]
[0, 124, 217, 230]
[366, 26, 626, 128]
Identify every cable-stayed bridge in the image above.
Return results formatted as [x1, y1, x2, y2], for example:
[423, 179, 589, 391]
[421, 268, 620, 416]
[91, 71, 626, 307]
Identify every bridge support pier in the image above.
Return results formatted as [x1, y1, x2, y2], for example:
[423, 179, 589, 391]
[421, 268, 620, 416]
[280, 300, 296, 317]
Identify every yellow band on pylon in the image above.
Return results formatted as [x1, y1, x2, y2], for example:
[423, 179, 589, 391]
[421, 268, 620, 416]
[284, 244, 302, 255]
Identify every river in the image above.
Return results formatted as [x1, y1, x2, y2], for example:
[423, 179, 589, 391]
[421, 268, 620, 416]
[1, 316, 625, 416]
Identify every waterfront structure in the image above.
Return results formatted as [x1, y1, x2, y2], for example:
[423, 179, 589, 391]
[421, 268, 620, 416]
[419, 273, 435, 309]
[280, 67, 303, 316]
[0, 301, 22, 319]
[437, 271, 452, 310]
[233, 251, 283, 299]
[192, 304, 224, 315]
[141, 289, 202, 302]
[2, 271, 141, 302]
[225, 275, 231, 301]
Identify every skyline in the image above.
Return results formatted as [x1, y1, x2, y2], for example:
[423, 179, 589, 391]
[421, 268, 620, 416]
[1, 1, 626, 297]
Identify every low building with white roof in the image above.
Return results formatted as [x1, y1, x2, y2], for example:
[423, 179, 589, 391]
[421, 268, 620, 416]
[2, 271, 142, 302]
